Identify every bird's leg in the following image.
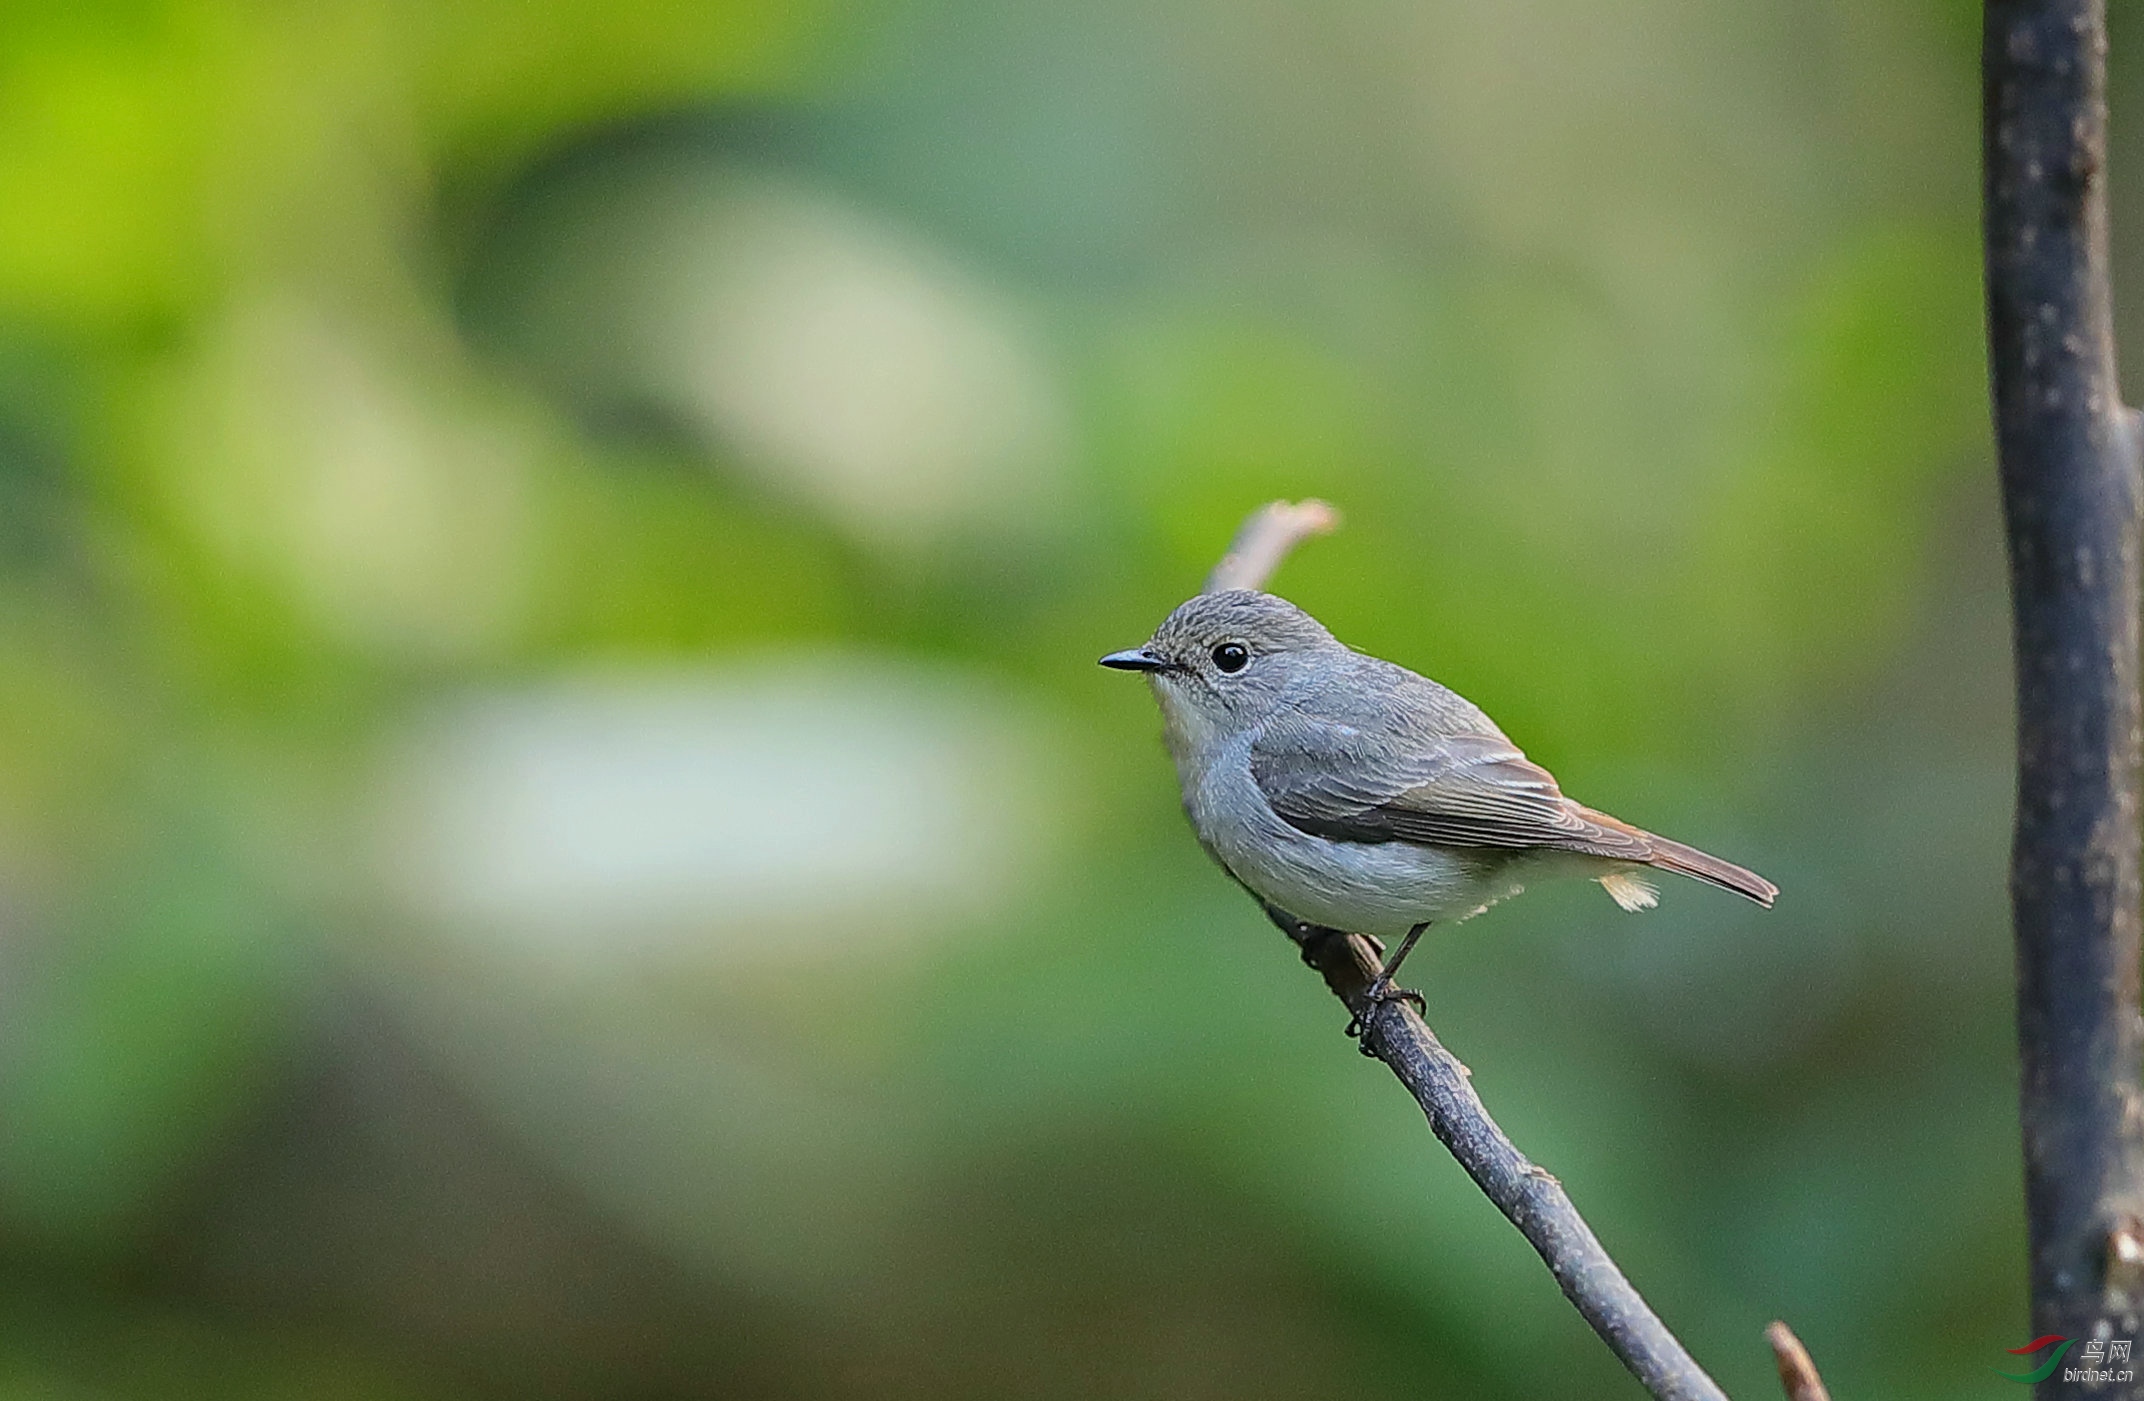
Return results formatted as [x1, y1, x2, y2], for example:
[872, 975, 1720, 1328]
[1361, 921, 1428, 1008]
[1347, 922, 1429, 1049]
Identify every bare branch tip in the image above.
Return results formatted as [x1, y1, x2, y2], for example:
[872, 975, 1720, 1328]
[1765, 1321, 1832, 1401]
[1203, 499, 1345, 594]
[1288, 497, 1342, 532]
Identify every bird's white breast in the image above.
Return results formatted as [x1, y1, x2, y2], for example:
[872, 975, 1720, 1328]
[1172, 724, 1523, 938]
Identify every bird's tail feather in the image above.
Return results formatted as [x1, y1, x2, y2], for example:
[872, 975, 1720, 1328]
[1578, 807, 1778, 908]
[1639, 834, 1777, 907]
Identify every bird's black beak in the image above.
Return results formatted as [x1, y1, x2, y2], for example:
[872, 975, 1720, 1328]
[1100, 648, 1167, 673]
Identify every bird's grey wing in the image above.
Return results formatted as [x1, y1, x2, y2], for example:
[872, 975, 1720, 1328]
[1249, 709, 1652, 859]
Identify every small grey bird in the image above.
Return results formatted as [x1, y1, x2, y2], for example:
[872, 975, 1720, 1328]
[1102, 590, 1776, 1021]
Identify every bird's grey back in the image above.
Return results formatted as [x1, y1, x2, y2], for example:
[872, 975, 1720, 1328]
[1273, 647, 1510, 745]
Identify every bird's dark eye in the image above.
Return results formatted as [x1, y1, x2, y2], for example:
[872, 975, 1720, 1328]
[1212, 641, 1250, 673]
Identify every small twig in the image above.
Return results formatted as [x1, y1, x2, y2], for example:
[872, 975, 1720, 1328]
[1213, 503, 1744, 1400]
[1764, 1322, 1831, 1401]
[1203, 499, 1340, 594]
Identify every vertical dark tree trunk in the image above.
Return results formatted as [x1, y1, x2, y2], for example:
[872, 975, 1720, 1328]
[1986, 1, 2144, 1392]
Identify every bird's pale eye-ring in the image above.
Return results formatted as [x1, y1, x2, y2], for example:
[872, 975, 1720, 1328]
[1211, 641, 1250, 674]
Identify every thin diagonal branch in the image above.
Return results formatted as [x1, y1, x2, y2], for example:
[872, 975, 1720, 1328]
[1216, 502, 1830, 1400]
[1265, 904, 1732, 1401]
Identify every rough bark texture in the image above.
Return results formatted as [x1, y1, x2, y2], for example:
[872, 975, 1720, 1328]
[1985, 1, 2144, 1391]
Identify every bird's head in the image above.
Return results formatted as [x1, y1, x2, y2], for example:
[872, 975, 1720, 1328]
[1100, 590, 1338, 751]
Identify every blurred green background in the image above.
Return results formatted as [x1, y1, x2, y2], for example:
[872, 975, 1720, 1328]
[0, 0, 2111, 1396]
